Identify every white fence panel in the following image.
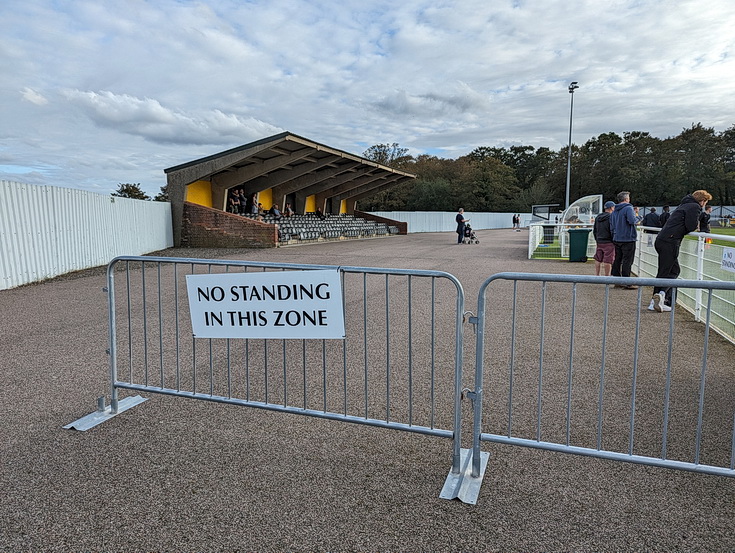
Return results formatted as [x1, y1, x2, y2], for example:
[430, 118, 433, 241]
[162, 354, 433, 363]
[368, 211, 531, 233]
[0, 181, 173, 290]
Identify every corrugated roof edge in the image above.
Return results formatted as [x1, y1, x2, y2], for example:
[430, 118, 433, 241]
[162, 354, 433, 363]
[163, 131, 415, 178]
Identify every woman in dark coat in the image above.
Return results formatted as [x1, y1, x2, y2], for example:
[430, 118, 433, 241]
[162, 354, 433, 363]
[651, 190, 712, 311]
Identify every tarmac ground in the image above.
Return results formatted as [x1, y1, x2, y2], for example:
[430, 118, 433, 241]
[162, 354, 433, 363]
[1, 229, 733, 552]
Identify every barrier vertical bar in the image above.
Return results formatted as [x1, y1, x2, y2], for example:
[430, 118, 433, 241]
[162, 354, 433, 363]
[695, 236, 705, 321]
[408, 275, 413, 426]
[507, 280, 518, 437]
[628, 289, 644, 455]
[363, 273, 368, 419]
[126, 261, 133, 384]
[695, 293, 713, 464]
[302, 340, 307, 410]
[142, 262, 149, 386]
[282, 339, 287, 407]
[471, 278, 486, 478]
[107, 259, 119, 413]
[157, 263, 164, 388]
[341, 271, 347, 416]
[661, 289, 677, 460]
[596, 284, 610, 450]
[566, 284, 578, 446]
[174, 263, 181, 392]
[385, 274, 390, 423]
[452, 276, 463, 474]
[431, 277, 436, 430]
[537, 281, 548, 441]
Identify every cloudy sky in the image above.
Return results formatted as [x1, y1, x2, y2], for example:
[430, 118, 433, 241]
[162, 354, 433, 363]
[1, 0, 734, 198]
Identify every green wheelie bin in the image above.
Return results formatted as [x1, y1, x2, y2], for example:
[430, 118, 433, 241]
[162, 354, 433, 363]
[568, 228, 592, 262]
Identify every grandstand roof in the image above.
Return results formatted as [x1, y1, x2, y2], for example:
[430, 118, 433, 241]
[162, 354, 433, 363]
[165, 132, 416, 246]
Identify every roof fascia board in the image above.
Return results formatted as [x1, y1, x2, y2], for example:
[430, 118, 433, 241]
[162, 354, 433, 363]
[165, 131, 415, 184]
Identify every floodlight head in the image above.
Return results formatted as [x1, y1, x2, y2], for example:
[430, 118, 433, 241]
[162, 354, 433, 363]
[568, 81, 579, 93]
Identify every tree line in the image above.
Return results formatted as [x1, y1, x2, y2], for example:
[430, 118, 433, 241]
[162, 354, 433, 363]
[359, 123, 735, 212]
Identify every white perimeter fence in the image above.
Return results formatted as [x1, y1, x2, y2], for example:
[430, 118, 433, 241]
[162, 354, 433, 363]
[0, 180, 173, 290]
[369, 211, 531, 233]
[0, 195, 529, 290]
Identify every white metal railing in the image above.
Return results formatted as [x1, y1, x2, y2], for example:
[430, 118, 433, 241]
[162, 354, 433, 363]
[635, 229, 735, 344]
[528, 224, 735, 343]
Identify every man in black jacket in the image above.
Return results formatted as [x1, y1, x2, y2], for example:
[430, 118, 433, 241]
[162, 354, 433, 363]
[699, 206, 712, 233]
[593, 201, 615, 276]
[641, 207, 661, 231]
[650, 190, 712, 312]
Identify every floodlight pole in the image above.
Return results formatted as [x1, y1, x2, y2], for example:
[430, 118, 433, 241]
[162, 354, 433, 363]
[565, 81, 579, 210]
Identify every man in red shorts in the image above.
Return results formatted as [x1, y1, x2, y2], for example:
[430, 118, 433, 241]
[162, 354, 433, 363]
[593, 201, 616, 276]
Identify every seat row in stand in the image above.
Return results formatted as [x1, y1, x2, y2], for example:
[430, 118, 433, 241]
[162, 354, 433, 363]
[241, 213, 399, 244]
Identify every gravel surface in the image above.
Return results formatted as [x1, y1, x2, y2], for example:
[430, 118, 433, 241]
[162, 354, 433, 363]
[1, 229, 733, 552]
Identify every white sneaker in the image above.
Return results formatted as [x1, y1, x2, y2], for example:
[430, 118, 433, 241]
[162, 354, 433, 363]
[653, 292, 672, 312]
[647, 299, 655, 311]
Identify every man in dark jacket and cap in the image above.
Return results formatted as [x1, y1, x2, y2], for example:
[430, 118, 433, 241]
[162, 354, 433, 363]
[650, 190, 712, 312]
[593, 201, 616, 276]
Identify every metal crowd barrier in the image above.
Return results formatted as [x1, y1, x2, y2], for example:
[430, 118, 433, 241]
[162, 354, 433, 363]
[462, 272, 735, 486]
[65, 259, 735, 505]
[65, 256, 468, 494]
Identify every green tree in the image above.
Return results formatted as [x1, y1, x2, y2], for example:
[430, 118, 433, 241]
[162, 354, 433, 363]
[670, 123, 729, 205]
[112, 183, 150, 200]
[153, 185, 169, 202]
[362, 143, 413, 169]
[459, 154, 521, 212]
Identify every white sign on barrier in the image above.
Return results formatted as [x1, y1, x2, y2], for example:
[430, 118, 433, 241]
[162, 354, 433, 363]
[722, 247, 735, 274]
[186, 270, 345, 339]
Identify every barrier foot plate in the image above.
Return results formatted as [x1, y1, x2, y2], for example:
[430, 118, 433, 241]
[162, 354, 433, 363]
[63, 395, 147, 431]
[439, 447, 490, 505]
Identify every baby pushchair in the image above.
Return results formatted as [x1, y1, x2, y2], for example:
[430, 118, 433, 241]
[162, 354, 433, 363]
[462, 223, 479, 244]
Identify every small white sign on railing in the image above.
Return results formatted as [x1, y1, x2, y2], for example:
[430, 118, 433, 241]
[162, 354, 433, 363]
[186, 269, 345, 339]
[722, 248, 735, 274]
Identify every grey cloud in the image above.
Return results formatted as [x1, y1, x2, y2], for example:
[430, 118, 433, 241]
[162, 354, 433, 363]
[62, 89, 282, 146]
[372, 82, 490, 118]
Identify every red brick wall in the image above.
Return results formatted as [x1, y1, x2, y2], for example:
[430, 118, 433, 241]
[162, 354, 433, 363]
[354, 210, 408, 235]
[181, 202, 277, 248]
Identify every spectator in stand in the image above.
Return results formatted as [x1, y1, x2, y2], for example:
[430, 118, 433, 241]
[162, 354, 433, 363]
[283, 203, 294, 217]
[659, 205, 671, 226]
[641, 207, 661, 232]
[315, 207, 326, 220]
[650, 190, 712, 312]
[270, 204, 282, 220]
[228, 190, 240, 214]
[238, 190, 248, 215]
[699, 205, 712, 233]
[245, 193, 256, 216]
[593, 201, 616, 276]
[257, 203, 264, 218]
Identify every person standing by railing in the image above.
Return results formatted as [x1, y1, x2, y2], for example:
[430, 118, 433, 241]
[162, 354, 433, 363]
[699, 205, 712, 233]
[610, 191, 639, 289]
[650, 190, 713, 312]
[641, 207, 661, 230]
[593, 201, 615, 276]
